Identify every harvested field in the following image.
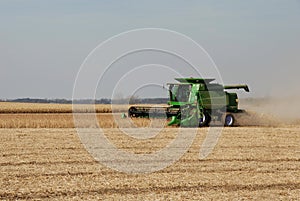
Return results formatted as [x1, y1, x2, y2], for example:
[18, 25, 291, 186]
[1, 127, 300, 200]
[0, 102, 300, 200]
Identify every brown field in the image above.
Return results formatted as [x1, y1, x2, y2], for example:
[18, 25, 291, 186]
[0, 102, 128, 113]
[0, 102, 300, 200]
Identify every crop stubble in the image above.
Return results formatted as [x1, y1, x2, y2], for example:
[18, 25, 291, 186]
[0, 126, 300, 200]
[0, 102, 300, 200]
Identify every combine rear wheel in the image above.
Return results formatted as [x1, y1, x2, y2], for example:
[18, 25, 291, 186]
[224, 113, 235, 127]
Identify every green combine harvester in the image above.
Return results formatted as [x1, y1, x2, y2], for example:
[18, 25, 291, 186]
[128, 78, 249, 127]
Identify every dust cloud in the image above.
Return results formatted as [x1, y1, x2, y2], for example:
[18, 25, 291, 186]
[237, 97, 300, 126]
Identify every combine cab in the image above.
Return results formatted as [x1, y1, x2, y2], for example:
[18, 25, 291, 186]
[128, 78, 249, 127]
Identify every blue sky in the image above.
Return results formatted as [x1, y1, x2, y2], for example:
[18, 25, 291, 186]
[1, 0, 300, 98]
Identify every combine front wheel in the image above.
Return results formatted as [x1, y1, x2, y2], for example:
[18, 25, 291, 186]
[199, 112, 211, 127]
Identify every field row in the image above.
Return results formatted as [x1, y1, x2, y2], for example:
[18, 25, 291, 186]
[0, 113, 164, 128]
[0, 112, 292, 129]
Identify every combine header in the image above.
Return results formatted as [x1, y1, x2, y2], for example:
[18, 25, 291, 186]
[128, 78, 249, 127]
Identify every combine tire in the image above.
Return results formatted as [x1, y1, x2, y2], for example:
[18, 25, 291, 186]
[128, 107, 137, 117]
[199, 112, 211, 127]
[224, 114, 235, 127]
